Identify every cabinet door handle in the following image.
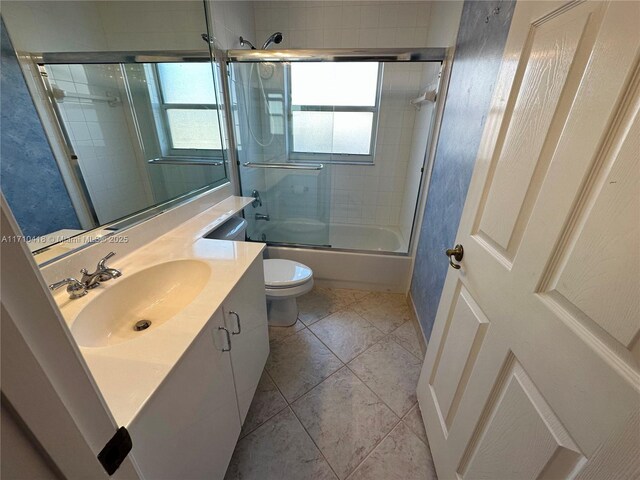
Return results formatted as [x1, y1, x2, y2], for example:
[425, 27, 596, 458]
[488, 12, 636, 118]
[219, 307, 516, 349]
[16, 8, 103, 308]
[229, 311, 241, 335]
[218, 326, 231, 352]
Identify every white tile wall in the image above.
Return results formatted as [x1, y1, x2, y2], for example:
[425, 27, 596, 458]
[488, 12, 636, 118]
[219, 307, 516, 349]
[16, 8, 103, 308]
[208, 1, 257, 50]
[2, 1, 108, 53]
[253, 1, 434, 49]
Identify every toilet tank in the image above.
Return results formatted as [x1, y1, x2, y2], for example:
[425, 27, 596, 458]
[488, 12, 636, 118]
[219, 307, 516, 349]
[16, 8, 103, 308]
[204, 216, 247, 241]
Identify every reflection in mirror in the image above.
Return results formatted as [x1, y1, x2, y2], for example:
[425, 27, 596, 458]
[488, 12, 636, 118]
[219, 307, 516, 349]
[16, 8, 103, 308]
[0, 1, 230, 264]
[41, 60, 226, 225]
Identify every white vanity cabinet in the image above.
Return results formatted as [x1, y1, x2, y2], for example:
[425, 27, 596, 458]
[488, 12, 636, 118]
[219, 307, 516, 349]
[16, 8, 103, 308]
[126, 256, 269, 479]
[221, 257, 270, 423]
[127, 310, 240, 480]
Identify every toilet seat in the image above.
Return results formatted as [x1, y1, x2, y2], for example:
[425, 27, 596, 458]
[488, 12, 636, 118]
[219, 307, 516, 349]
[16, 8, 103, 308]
[265, 279, 314, 298]
[264, 259, 313, 289]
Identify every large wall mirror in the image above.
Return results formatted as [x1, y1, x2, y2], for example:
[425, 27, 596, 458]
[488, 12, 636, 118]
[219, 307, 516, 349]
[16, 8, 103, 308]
[1, 1, 229, 265]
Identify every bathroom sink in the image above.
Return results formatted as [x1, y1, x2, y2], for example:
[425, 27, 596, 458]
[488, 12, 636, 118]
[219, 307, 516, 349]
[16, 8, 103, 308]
[71, 260, 211, 348]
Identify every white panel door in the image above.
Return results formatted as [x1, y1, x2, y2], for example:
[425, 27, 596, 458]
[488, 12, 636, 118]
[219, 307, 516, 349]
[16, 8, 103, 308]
[417, 2, 640, 479]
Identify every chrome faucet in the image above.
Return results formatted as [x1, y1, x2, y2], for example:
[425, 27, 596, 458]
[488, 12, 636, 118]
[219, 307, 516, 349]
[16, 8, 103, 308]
[48, 278, 88, 299]
[255, 213, 270, 221]
[49, 252, 122, 299]
[80, 251, 122, 289]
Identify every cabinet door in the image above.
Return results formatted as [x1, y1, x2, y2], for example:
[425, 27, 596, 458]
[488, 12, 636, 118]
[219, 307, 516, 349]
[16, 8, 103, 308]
[223, 258, 269, 423]
[128, 310, 240, 480]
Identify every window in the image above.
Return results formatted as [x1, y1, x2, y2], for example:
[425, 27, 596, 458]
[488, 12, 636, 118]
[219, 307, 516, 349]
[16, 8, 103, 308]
[153, 63, 222, 158]
[289, 62, 381, 162]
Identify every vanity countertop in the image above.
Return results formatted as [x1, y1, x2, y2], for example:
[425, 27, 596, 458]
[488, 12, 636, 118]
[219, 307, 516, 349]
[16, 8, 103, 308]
[51, 195, 263, 427]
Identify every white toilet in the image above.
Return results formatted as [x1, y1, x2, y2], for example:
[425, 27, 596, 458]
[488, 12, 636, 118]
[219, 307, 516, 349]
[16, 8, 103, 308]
[205, 216, 314, 326]
[263, 259, 314, 326]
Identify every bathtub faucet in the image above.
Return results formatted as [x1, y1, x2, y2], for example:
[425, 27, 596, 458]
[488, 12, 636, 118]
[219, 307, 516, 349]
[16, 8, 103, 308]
[255, 213, 270, 222]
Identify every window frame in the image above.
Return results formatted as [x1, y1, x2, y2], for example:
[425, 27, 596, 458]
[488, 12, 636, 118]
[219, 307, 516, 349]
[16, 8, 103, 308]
[150, 63, 223, 161]
[287, 63, 383, 164]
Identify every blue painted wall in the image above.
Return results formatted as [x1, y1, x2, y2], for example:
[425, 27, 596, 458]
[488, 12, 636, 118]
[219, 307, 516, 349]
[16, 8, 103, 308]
[0, 19, 80, 237]
[410, 1, 515, 340]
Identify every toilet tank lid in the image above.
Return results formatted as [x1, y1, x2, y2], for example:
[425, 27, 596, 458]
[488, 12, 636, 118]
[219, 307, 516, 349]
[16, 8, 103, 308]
[264, 259, 313, 288]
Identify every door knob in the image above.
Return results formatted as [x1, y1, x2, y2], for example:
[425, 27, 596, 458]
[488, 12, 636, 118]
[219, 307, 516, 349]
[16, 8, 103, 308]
[445, 244, 464, 269]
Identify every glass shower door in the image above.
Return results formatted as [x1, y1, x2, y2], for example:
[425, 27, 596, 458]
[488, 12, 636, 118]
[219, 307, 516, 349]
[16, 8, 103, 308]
[230, 61, 333, 247]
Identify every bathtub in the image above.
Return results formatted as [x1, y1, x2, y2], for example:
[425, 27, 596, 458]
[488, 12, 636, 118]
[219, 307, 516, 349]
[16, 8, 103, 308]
[254, 218, 406, 253]
[254, 219, 412, 292]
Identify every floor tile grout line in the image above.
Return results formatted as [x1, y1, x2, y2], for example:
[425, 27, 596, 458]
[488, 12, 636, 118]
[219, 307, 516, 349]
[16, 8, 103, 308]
[267, 336, 346, 405]
[288, 363, 401, 480]
[304, 303, 390, 364]
[305, 310, 423, 420]
[387, 330, 425, 362]
[270, 290, 423, 414]
[346, 411, 434, 480]
[343, 409, 406, 479]
[266, 348, 344, 479]
[238, 371, 289, 440]
[298, 288, 373, 328]
[237, 371, 341, 478]
[287, 403, 342, 480]
[343, 360, 410, 419]
[401, 418, 430, 447]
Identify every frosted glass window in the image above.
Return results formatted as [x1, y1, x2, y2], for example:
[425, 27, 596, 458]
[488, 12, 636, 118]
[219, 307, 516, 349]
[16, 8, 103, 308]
[166, 109, 221, 149]
[292, 112, 373, 155]
[157, 63, 217, 104]
[289, 62, 380, 158]
[152, 62, 223, 155]
[291, 63, 378, 107]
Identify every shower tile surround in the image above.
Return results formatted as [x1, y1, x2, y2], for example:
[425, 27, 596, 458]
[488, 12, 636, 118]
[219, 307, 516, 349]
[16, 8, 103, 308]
[226, 287, 434, 480]
[215, 0, 462, 249]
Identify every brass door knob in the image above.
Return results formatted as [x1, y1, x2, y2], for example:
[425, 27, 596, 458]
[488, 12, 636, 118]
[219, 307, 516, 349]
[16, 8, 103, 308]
[445, 244, 464, 269]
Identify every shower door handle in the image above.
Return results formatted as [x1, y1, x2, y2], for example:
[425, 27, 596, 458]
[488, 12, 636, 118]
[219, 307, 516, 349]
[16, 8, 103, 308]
[445, 244, 464, 269]
[243, 162, 324, 170]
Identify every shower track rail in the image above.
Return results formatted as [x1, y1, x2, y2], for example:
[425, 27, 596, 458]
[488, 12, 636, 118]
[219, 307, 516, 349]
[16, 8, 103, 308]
[225, 48, 447, 63]
[243, 162, 324, 170]
[36, 48, 447, 65]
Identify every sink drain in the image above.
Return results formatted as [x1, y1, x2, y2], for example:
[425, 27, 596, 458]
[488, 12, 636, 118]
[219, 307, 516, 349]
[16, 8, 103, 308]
[133, 319, 152, 332]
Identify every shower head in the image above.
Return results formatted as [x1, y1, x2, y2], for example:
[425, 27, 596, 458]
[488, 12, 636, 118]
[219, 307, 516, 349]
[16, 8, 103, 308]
[262, 32, 283, 50]
[239, 36, 256, 50]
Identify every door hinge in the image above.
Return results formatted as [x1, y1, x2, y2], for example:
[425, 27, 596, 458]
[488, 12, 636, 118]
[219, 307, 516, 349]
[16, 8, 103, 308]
[97, 427, 132, 476]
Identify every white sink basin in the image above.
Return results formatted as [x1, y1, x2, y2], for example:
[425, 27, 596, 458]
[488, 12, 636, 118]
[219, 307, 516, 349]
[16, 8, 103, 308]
[72, 260, 211, 348]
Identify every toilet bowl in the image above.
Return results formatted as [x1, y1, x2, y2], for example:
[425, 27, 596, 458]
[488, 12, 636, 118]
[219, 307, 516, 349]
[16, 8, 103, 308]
[264, 259, 314, 326]
[205, 216, 314, 326]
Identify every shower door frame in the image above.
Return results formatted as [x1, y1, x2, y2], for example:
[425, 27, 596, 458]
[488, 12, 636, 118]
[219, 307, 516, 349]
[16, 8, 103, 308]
[221, 47, 452, 257]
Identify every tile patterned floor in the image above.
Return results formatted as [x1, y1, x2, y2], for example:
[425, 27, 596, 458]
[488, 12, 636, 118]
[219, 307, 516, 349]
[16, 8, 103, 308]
[225, 287, 437, 480]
